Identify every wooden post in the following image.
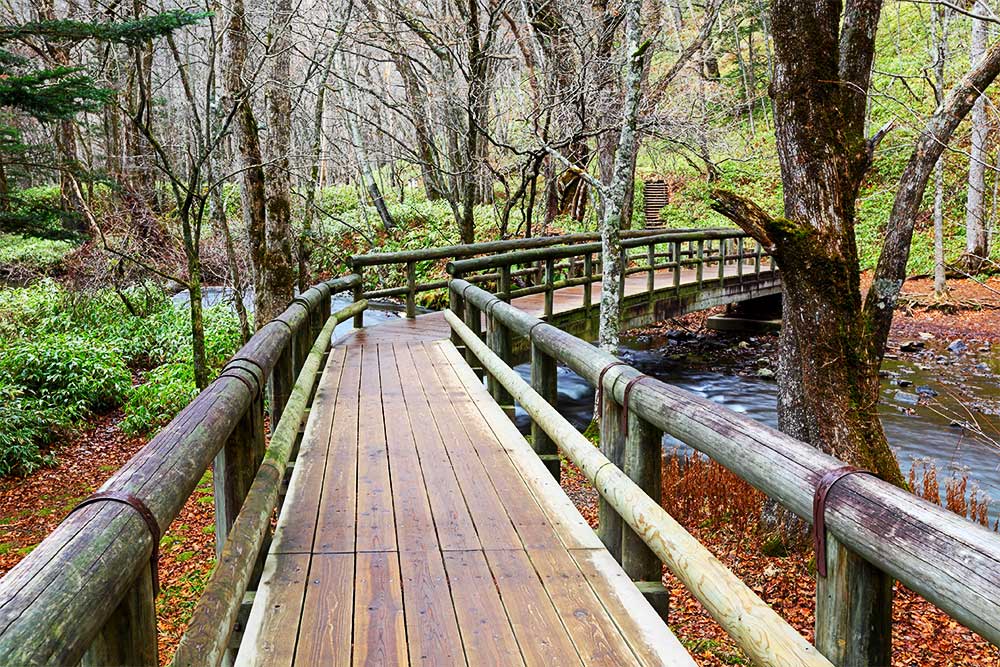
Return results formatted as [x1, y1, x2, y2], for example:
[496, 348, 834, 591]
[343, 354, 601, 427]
[214, 397, 266, 558]
[293, 321, 311, 376]
[718, 239, 726, 282]
[405, 261, 416, 318]
[696, 240, 704, 286]
[449, 277, 465, 347]
[81, 564, 157, 667]
[737, 237, 745, 281]
[756, 242, 763, 277]
[622, 411, 669, 620]
[487, 311, 514, 418]
[530, 340, 559, 479]
[672, 242, 681, 292]
[618, 247, 628, 303]
[500, 264, 512, 303]
[598, 387, 625, 563]
[268, 344, 294, 428]
[464, 298, 483, 378]
[544, 257, 554, 318]
[584, 253, 593, 313]
[646, 243, 655, 294]
[815, 536, 893, 667]
[352, 266, 364, 328]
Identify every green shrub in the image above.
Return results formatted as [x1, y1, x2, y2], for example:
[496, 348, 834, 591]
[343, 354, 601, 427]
[121, 362, 198, 435]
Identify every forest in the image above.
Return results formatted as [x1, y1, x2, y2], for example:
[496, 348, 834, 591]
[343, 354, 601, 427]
[2, 0, 1000, 664]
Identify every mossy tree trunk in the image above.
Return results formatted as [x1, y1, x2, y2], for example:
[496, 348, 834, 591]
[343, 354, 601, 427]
[711, 1, 1000, 486]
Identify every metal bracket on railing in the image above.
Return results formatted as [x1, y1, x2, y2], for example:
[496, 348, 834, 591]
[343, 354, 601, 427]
[596, 361, 630, 418]
[621, 375, 653, 438]
[70, 491, 162, 594]
[812, 465, 876, 577]
[222, 357, 266, 398]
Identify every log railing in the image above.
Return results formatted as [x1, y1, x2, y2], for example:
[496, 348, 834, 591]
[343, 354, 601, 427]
[349, 228, 725, 318]
[445, 228, 771, 319]
[448, 278, 1000, 667]
[0, 275, 365, 666]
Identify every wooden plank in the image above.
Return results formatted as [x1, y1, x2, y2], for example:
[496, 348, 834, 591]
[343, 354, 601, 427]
[294, 553, 355, 667]
[355, 346, 395, 552]
[312, 346, 362, 553]
[394, 344, 480, 551]
[270, 348, 346, 554]
[571, 549, 695, 666]
[442, 550, 525, 666]
[485, 549, 583, 667]
[399, 550, 466, 666]
[236, 553, 309, 667]
[410, 344, 522, 551]
[527, 548, 636, 666]
[433, 342, 601, 551]
[353, 552, 407, 667]
[377, 344, 438, 552]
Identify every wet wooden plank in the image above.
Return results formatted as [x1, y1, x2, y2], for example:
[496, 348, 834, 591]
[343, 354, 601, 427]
[353, 551, 407, 667]
[485, 549, 583, 667]
[270, 348, 345, 554]
[355, 345, 395, 553]
[442, 550, 525, 666]
[236, 553, 309, 667]
[527, 547, 636, 666]
[399, 550, 466, 666]
[294, 553, 355, 667]
[313, 346, 362, 553]
[394, 344, 480, 551]
[377, 344, 437, 552]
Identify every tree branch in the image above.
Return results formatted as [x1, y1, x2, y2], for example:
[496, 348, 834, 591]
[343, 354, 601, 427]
[708, 189, 777, 250]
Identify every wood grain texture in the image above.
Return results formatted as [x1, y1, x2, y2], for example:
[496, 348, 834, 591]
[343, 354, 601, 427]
[355, 346, 395, 552]
[352, 552, 407, 667]
[294, 553, 354, 667]
[399, 550, 466, 666]
[236, 553, 309, 667]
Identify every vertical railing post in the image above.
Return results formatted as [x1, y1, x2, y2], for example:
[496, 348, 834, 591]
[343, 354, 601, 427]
[598, 377, 625, 563]
[405, 261, 416, 318]
[584, 252, 593, 314]
[449, 274, 466, 348]
[815, 536, 893, 666]
[544, 257, 554, 318]
[500, 264, 512, 303]
[463, 294, 483, 378]
[487, 310, 514, 419]
[646, 243, 655, 294]
[737, 236, 745, 281]
[352, 265, 364, 328]
[81, 564, 157, 666]
[672, 241, 681, 292]
[718, 238, 727, 282]
[268, 342, 294, 428]
[622, 411, 669, 620]
[696, 239, 704, 286]
[618, 246, 628, 303]
[756, 241, 763, 277]
[530, 340, 559, 479]
[214, 394, 266, 558]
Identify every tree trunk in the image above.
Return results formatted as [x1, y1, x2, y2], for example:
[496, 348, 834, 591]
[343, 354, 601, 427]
[932, 4, 949, 299]
[598, 0, 646, 352]
[261, 0, 296, 324]
[299, 49, 335, 291]
[963, 0, 990, 272]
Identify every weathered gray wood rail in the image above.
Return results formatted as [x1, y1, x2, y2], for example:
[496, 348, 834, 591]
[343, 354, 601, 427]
[349, 227, 727, 318]
[449, 277, 1000, 667]
[0, 275, 363, 666]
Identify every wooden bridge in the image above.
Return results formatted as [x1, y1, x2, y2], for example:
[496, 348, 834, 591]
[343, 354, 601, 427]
[1, 230, 998, 667]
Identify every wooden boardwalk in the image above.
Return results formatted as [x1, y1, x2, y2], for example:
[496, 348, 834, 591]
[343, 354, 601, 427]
[238, 321, 692, 665]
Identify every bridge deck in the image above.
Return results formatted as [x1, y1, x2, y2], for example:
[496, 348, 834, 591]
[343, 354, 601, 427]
[238, 322, 691, 665]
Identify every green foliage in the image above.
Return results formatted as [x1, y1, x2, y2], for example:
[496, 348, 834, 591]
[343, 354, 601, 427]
[0, 11, 207, 46]
[0, 234, 74, 272]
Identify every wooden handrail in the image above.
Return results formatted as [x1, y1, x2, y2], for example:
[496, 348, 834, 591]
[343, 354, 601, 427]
[446, 308, 832, 667]
[449, 278, 1000, 657]
[0, 275, 362, 666]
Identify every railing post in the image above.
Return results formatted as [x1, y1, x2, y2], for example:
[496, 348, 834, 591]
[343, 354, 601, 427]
[618, 246, 628, 302]
[696, 239, 704, 286]
[672, 242, 681, 292]
[584, 253, 593, 314]
[544, 257, 554, 318]
[463, 295, 483, 378]
[214, 395, 266, 558]
[487, 310, 514, 419]
[737, 236, 745, 281]
[81, 564, 157, 666]
[500, 264, 512, 303]
[268, 344, 294, 428]
[598, 380, 625, 563]
[718, 238, 726, 282]
[756, 241, 763, 277]
[352, 265, 364, 328]
[449, 275, 466, 347]
[530, 340, 559, 479]
[815, 535, 893, 666]
[405, 260, 416, 318]
[646, 243, 655, 294]
[622, 411, 669, 621]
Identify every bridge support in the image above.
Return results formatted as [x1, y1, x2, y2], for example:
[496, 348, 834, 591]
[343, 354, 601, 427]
[530, 341, 559, 480]
[487, 311, 515, 420]
[598, 388, 625, 563]
[81, 563, 157, 667]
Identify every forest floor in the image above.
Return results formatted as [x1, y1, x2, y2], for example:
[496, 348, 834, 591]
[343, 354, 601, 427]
[0, 276, 996, 664]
